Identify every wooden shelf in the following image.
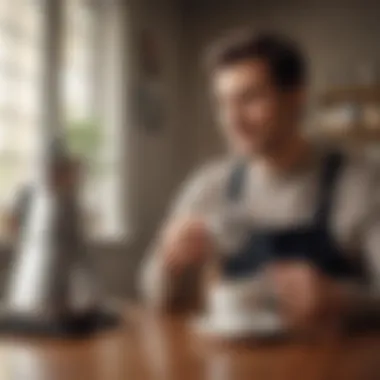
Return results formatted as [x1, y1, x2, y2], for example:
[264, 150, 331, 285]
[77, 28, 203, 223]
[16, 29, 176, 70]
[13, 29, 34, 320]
[313, 127, 380, 146]
[321, 86, 380, 106]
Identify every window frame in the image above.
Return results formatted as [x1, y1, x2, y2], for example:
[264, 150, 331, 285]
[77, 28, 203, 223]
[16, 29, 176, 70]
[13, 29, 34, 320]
[0, 0, 129, 244]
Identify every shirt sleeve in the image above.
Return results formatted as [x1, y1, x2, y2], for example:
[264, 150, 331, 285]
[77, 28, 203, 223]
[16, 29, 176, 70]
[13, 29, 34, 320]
[166, 162, 226, 219]
[139, 162, 226, 310]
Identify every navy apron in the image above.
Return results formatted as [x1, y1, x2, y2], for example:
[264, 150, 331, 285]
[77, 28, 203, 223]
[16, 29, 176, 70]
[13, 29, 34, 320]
[221, 152, 364, 280]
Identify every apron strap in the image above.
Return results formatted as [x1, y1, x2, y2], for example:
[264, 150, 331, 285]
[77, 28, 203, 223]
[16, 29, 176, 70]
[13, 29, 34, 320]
[226, 151, 345, 225]
[313, 151, 345, 227]
[226, 160, 247, 202]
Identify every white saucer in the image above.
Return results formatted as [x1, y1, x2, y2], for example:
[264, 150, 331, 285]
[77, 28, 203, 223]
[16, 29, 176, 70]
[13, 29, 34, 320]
[191, 311, 285, 339]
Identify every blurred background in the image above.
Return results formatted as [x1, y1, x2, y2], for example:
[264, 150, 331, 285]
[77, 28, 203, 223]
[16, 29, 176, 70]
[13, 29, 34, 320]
[0, 0, 380, 299]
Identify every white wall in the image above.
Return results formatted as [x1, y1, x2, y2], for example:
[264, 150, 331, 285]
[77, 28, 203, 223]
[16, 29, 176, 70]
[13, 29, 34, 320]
[99, 0, 193, 297]
[126, 0, 185, 235]
[182, 0, 380, 161]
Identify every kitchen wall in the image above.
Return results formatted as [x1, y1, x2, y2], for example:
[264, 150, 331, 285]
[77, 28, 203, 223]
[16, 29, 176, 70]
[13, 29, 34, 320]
[94, 0, 193, 297]
[181, 0, 380, 162]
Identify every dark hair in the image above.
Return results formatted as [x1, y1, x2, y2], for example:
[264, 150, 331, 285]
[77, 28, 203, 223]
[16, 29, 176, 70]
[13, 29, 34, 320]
[205, 31, 307, 91]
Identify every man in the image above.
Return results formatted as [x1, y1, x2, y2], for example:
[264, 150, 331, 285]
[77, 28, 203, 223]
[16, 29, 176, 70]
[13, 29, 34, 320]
[140, 31, 380, 330]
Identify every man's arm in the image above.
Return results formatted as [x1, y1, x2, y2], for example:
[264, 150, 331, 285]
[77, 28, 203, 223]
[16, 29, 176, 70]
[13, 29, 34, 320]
[139, 163, 224, 311]
[139, 219, 211, 311]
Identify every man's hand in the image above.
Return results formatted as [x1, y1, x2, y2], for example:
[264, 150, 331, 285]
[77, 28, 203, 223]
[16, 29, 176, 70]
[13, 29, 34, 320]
[160, 217, 214, 274]
[268, 261, 349, 330]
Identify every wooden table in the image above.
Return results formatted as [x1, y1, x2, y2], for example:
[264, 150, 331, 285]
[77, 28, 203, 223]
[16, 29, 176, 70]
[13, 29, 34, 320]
[0, 307, 378, 380]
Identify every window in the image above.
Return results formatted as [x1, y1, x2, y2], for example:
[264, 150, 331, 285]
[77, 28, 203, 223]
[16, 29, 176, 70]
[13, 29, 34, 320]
[0, 0, 42, 237]
[0, 0, 126, 241]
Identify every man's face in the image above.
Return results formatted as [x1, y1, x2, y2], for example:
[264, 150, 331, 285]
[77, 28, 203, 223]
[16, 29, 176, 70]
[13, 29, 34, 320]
[213, 59, 305, 157]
